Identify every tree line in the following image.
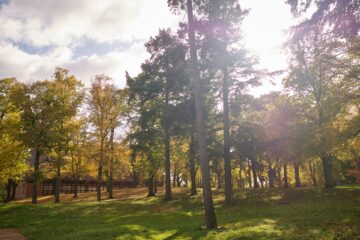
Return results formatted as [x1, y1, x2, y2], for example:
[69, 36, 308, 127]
[0, 0, 359, 229]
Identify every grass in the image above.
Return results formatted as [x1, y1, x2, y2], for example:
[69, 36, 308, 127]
[0, 187, 359, 240]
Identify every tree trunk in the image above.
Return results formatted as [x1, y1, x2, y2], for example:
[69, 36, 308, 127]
[54, 164, 61, 203]
[251, 159, 259, 188]
[154, 179, 158, 194]
[11, 180, 17, 200]
[108, 127, 115, 199]
[309, 162, 317, 187]
[238, 166, 242, 190]
[222, 69, 233, 205]
[108, 171, 113, 199]
[294, 161, 301, 188]
[247, 159, 252, 188]
[147, 174, 155, 197]
[173, 169, 177, 187]
[187, 0, 217, 229]
[217, 165, 222, 189]
[258, 171, 264, 189]
[97, 136, 104, 201]
[164, 103, 172, 200]
[32, 149, 40, 204]
[177, 175, 181, 187]
[189, 134, 197, 195]
[5, 179, 11, 202]
[268, 162, 275, 188]
[277, 162, 282, 187]
[73, 176, 78, 198]
[97, 165, 103, 201]
[283, 163, 289, 188]
[130, 151, 139, 186]
[321, 156, 334, 188]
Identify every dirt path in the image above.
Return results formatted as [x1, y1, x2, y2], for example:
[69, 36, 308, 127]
[0, 228, 26, 240]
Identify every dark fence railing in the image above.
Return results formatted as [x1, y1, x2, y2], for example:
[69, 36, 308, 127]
[42, 180, 138, 195]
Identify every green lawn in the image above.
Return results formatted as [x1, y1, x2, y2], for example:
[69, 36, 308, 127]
[0, 187, 359, 240]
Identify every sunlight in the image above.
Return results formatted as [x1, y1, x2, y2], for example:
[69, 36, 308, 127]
[242, 0, 295, 97]
[1, 1, 359, 239]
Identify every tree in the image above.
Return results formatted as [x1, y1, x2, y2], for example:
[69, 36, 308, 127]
[88, 75, 118, 201]
[287, 0, 359, 40]
[50, 68, 84, 203]
[202, 0, 262, 204]
[285, 32, 360, 187]
[189, 133, 198, 195]
[106, 88, 127, 199]
[262, 93, 305, 188]
[67, 118, 87, 198]
[16, 79, 60, 204]
[144, 29, 189, 200]
[188, 0, 217, 227]
[0, 78, 29, 202]
[126, 70, 163, 197]
[167, 0, 218, 228]
[233, 120, 266, 189]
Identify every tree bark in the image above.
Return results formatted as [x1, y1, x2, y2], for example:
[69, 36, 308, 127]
[251, 159, 259, 188]
[173, 169, 177, 187]
[154, 179, 158, 194]
[164, 95, 172, 200]
[258, 171, 264, 189]
[187, 0, 217, 229]
[217, 164, 222, 189]
[309, 162, 317, 187]
[321, 156, 334, 188]
[11, 180, 17, 200]
[147, 174, 155, 197]
[268, 162, 275, 188]
[189, 134, 197, 195]
[222, 69, 233, 205]
[54, 164, 61, 203]
[108, 127, 115, 199]
[73, 176, 78, 198]
[294, 161, 301, 188]
[5, 179, 11, 202]
[97, 135, 104, 201]
[238, 166, 242, 190]
[283, 163, 289, 188]
[97, 165, 103, 201]
[177, 175, 181, 187]
[247, 159, 252, 188]
[277, 161, 282, 187]
[130, 151, 139, 186]
[32, 149, 40, 204]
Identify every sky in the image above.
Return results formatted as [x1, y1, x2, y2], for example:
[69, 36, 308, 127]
[0, 0, 294, 95]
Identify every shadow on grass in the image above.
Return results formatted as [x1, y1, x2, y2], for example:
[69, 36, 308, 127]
[0, 187, 359, 239]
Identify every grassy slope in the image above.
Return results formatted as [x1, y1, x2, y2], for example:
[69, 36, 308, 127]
[0, 187, 359, 240]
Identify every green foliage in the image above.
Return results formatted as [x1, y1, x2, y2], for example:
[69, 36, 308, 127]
[287, 0, 359, 40]
[0, 78, 30, 186]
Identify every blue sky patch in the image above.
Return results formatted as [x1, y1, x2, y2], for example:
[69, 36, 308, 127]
[0, 0, 9, 7]
[16, 41, 54, 55]
[73, 38, 145, 57]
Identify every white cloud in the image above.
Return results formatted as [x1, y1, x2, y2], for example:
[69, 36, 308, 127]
[64, 42, 148, 86]
[0, 0, 292, 96]
[0, 40, 147, 85]
[0, 42, 73, 81]
[0, 0, 179, 85]
[0, 0, 179, 47]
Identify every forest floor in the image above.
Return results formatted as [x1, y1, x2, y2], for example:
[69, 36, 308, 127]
[0, 186, 359, 240]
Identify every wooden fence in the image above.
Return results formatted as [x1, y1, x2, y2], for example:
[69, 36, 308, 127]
[42, 180, 137, 195]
